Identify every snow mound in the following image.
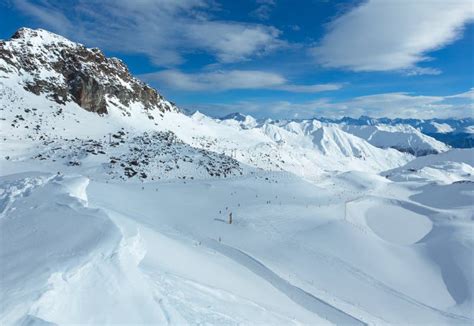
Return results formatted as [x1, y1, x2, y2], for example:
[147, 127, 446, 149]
[385, 148, 474, 184]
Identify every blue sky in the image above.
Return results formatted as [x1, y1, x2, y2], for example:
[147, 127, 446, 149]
[1, 0, 473, 119]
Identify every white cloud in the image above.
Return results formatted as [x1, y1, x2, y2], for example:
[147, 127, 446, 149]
[12, 0, 285, 66]
[403, 67, 442, 76]
[187, 89, 474, 119]
[448, 88, 474, 100]
[319, 92, 472, 119]
[250, 0, 276, 21]
[145, 70, 285, 91]
[184, 22, 282, 63]
[144, 69, 343, 93]
[276, 83, 342, 93]
[341, 93, 452, 118]
[13, 0, 73, 31]
[311, 0, 474, 72]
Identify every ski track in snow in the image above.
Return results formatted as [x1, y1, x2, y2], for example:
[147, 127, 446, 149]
[202, 239, 366, 325]
[94, 188, 472, 325]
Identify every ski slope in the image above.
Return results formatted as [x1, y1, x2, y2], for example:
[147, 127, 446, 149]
[1, 158, 473, 324]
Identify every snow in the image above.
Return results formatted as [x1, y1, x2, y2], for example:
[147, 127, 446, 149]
[2, 158, 473, 324]
[431, 122, 455, 133]
[465, 125, 474, 134]
[0, 174, 122, 324]
[341, 123, 450, 155]
[365, 203, 433, 245]
[385, 149, 474, 184]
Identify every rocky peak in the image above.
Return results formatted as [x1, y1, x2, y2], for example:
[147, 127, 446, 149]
[0, 27, 178, 115]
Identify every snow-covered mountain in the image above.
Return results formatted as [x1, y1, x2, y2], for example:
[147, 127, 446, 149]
[191, 112, 412, 178]
[220, 112, 258, 129]
[339, 124, 449, 155]
[218, 114, 450, 156]
[320, 116, 474, 134]
[274, 119, 449, 156]
[1, 28, 473, 325]
[319, 116, 474, 148]
[1, 27, 177, 115]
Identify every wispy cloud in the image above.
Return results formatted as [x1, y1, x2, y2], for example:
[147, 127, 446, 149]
[13, 0, 73, 31]
[12, 0, 285, 66]
[187, 89, 474, 119]
[276, 83, 342, 93]
[250, 0, 276, 21]
[144, 69, 285, 91]
[311, 0, 474, 73]
[143, 69, 343, 93]
[448, 88, 474, 100]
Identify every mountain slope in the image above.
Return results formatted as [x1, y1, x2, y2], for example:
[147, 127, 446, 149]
[0, 28, 177, 115]
[319, 116, 474, 149]
[340, 124, 450, 155]
[176, 113, 412, 179]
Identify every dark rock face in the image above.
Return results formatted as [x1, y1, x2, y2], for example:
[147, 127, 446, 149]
[0, 28, 178, 115]
[68, 72, 107, 114]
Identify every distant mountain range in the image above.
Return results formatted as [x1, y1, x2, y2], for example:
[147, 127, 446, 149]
[219, 113, 474, 151]
[318, 116, 474, 148]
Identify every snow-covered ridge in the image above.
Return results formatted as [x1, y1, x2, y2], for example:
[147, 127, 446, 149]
[319, 116, 474, 134]
[218, 113, 448, 156]
[317, 116, 474, 149]
[339, 124, 449, 155]
[181, 112, 412, 178]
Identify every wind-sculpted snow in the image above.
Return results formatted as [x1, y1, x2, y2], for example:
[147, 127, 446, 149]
[0, 174, 120, 324]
